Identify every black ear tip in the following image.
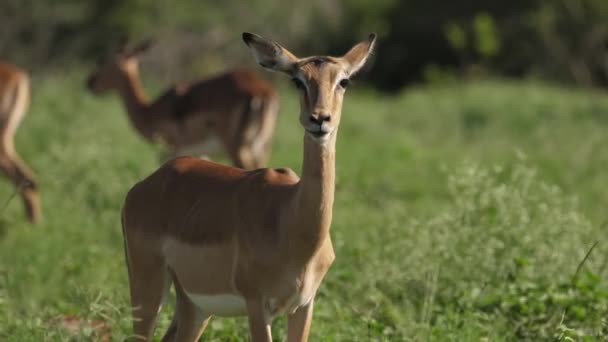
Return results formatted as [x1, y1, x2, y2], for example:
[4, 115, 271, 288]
[242, 32, 255, 46]
[368, 33, 377, 42]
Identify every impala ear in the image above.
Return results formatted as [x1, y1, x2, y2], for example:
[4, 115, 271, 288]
[342, 33, 376, 75]
[242, 32, 299, 74]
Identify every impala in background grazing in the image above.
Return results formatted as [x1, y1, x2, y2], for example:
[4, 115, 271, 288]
[87, 40, 279, 169]
[0, 62, 40, 223]
[121, 32, 376, 341]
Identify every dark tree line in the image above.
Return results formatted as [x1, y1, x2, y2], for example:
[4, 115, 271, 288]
[1, 0, 606, 90]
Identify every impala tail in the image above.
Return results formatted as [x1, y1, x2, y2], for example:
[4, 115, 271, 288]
[244, 93, 279, 168]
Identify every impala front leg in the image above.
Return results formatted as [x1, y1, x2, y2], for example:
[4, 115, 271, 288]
[246, 299, 272, 342]
[287, 299, 314, 342]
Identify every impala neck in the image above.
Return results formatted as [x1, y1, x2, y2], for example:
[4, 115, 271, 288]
[289, 131, 337, 259]
[116, 67, 153, 140]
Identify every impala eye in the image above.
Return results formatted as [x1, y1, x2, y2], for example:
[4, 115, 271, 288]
[291, 78, 305, 90]
[339, 79, 350, 88]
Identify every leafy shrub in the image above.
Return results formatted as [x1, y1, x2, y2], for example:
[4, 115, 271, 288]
[475, 268, 608, 340]
[401, 161, 605, 339]
[423, 161, 595, 286]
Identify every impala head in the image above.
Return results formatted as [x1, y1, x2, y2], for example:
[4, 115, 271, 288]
[243, 32, 375, 143]
[86, 39, 153, 94]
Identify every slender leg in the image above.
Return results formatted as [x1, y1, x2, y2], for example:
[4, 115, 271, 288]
[257, 140, 272, 169]
[246, 300, 272, 342]
[160, 317, 178, 342]
[248, 140, 269, 169]
[223, 128, 256, 170]
[251, 116, 275, 169]
[240, 147, 255, 170]
[237, 146, 257, 170]
[0, 73, 39, 223]
[124, 236, 170, 341]
[0, 153, 40, 223]
[287, 299, 314, 342]
[21, 185, 40, 224]
[163, 275, 210, 342]
[249, 95, 277, 169]
[161, 303, 209, 342]
[129, 270, 168, 341]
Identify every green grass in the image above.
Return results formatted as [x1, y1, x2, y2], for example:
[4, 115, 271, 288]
[1, 73, 607, 341]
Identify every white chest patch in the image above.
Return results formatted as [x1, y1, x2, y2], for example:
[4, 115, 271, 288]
[185, 293, 247, 317]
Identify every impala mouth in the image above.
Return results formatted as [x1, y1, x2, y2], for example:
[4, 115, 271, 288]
[306, 130, 329, 138]
[306, 125, 332, 139]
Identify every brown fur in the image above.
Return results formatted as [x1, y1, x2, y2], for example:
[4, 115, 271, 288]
[87, 42, 279, 169]
[121, 32, 376, 341]
[0, 62, 40, 223]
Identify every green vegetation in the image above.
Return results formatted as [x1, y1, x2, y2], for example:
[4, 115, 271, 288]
[0, 74, 607, 340]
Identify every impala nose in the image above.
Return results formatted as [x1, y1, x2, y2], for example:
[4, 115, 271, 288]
[309, 113, 331, 125]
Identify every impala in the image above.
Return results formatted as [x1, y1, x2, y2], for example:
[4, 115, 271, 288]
[121, 32, 376, 341]
[87, 40, 279, 168]
[0, 62, 40, 223]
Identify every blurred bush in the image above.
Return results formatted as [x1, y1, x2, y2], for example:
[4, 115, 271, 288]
[0, 0, 344, 80]
[334, 0, 608, 90]
[0, 0, 606, 90]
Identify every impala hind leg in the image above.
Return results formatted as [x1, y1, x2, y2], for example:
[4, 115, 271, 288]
[230, 131, 271, 169]
[125, 246, 170, 341]
[222, 121, 257, 169]
[161, 272, 210, 342]
[249, 94, 278, 169]
[250, 138, 271, 169]
[0, 153, 40, 223]
[0, 71, 39, 223]
[232, 145, 257, 170]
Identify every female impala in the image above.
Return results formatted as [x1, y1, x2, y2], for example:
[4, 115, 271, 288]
[87, 40, 279, 168]
[121, 32, 376, 341]
[0, 62, 40, 223]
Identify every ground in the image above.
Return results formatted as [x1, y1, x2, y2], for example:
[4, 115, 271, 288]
[0, 74, 607, 341]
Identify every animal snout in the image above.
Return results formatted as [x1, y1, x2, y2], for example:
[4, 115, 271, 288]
[309, 113, 331, 124]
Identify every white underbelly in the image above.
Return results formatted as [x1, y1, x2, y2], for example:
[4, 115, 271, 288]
[185, 293, 247, 317]
[174, 136, 223, 158]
